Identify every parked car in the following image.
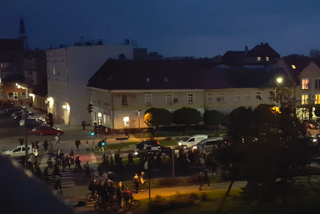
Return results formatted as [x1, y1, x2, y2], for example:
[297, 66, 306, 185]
[20, 118, 45, 129]
[12, 110, 33, 120]
[4, 106, 24, 114]
[2, 145, 38, 158]
[134, 140, 171, 157]
[192, 137, 225, 152]
[32, 125, 64, 135]
[177, 135, 208, 148]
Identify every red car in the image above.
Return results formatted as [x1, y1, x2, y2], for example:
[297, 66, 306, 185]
[32, 126, 64, 135]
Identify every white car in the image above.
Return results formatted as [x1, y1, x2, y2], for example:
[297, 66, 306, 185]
[177, 135, 208, 148]
[2, 145, 38, 158]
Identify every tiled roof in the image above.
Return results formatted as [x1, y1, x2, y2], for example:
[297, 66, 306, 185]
[88, 60, 294, 91]
[249, 43, 280, 57]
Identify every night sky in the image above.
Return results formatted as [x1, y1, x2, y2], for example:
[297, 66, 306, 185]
[1, 0, 320, 58]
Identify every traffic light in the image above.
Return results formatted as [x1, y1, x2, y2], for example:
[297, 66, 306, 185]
[87, 104, 93, 113]
[101, 142, 106, 146]
[90, 131, 95, 136]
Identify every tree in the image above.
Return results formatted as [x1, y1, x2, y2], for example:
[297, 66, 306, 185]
[227, 106, 253, 141]
[203, 110, 227, 126]
[144, 108, 173, 129]
[173, 107, 201, 130]
[309, 49, 320, 58]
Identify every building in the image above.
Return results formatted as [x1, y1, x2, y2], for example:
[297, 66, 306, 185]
[87, 60, 294, 130]
[46, 45, 134, 126]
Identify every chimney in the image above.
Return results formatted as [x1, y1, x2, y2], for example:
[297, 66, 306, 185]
[245, 46, 248, 56]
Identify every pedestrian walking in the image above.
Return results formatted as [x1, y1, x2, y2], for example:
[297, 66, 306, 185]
[82, 121, 86, 130]
[65, 155, 71, 170]
[35, 139, 40, 150]
[84, 161, 91, 181]
[128, 151, 134, 165]
[204, 169, 210, 187]
[133, 173, 140, 193]
[55, 134, 60, 145]
[198, 171, 205, 191]
[49, 141, 53, 152]
[75, 139, 81, 151]
[43, 140, 48, 152]
[53, 176, 62, 195]
[86, 140, 89, 152]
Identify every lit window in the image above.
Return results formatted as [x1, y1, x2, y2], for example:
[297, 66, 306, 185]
[166, 93, 173, 104]
[315, 94, 320, 104]
[121, 94, 128, 105]
[217, 93, 224, 102]
[315, 79, 320, 89]
[256, 91, 262, 101]
[233, 93, 240, 102]
[187, 93, 194, 103]
[302, 79, 309, 89]
[266, 57, 269, 61]
[207, 93, 213, 102]
[245, 92, 250, 101]
[145, 94, 152, 105]
[291, 65, 296, 69]
[257, 57, 261, 61]
[301, 95, 308, 105]
[123, 116, 129, 127]
[53, 68, 55, 75]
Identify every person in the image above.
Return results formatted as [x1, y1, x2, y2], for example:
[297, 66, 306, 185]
[43, 167, 49, 182]
[128, 151, 134, 165]
[55, 134, 60, 145]
[65, 155, 71, 170]
[43, 140, 48, 152]
[53, 176, 62, 194]
[82, 121, 86, 130]
[47, 157, 53, 171]
[75, 139, 81, 151]
[53, 163, 61, 178]
[204, 168, 210, 187]
[84, 161, 91, 181]
[140, 172, 145, 191]
[198, 171, 205, 191]
[35, 139, 40, 150]
[75, 156, 82, 170]
[49, 140, 53, 152]
[69, 149, 75, 165]
[122, 188, 133, 206]
[88, 179, 98, 200]
[116, 181, 124, 208]
[133, 173, 140, 193]
[86, 140, 89, 152]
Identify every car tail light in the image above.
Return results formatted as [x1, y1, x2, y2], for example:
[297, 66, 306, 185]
[157, 142, 160, 144]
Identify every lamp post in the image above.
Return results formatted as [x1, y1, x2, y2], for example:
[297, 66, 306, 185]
[138, 110, 141, 136]
[23, 106, 28, 168]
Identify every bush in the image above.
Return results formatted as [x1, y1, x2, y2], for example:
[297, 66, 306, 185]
[164, 136, 173, 141]
[158, 178, 182, 186]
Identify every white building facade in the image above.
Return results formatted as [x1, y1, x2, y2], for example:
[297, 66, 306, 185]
[46, 45, 134, 126]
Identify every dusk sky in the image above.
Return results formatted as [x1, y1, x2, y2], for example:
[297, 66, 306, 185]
[1, 0, 320, 58]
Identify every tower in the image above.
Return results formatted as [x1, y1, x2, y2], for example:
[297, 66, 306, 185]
[18, 16, 28, 48]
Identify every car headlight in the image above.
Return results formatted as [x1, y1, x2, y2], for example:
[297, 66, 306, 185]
[134, 151, 138, 155]
[178, 143, 182, 146]
[193, 146, 197, 149]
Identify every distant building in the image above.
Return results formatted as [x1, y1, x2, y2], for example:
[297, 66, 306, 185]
[46, 45, 134, 126]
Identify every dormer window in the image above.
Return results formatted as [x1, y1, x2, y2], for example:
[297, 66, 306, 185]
[257, 57, 261, 61]
[266, 57, 269, 61]
[291, 65, 296, 69]
[146, 78, 150, 82]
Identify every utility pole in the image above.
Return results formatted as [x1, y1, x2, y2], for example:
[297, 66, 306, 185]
[23, 107, 28, 168]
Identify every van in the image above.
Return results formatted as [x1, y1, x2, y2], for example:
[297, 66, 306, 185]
[2, 145, 38, 158]
[192, 137, 225, 152]
[177, 135, 208, 148]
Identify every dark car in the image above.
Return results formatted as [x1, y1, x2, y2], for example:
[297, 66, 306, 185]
[11, 110, 33, 120]
[134, 140, 172, 157]
[4, 106, 24, 114]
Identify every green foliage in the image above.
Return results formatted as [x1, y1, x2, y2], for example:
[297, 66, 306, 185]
[203, 109, 227, 126]
[158, 178, 181, 186]
[227, 106, 253, 139]
[173, 107, 201, 126]
[144, 108, 173, 127]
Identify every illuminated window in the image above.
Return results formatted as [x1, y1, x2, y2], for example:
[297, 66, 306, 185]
[145, 94, 152, 105]
[302, 79, 309, 89]
[257, 57, 261, 61]
[315, 79, 320, 89]
[256, 91, 262, 101]
[217, 93, 224, 102]
[315, 94, 320, 104]
[187, 93, 194, 103]
[301, 94, 308, 105]
[53, 68, 56, 75]
[166, 93, 173, 104]
[121, 94, 128, 105]
[123, 116, 129, 127]
[207, 93, 213, 102]
[245, 92, 250, 101]
[266, 57, 269, 61]
[291, 65, 296, 69]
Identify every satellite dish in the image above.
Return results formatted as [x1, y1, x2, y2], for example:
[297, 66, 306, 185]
[173, 98, 178, 103]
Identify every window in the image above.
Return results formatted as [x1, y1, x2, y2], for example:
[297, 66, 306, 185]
[256, 91, 262, 101]
[207, 93, 213, 102]
[166, 93, 173, 104]
[301, 95, 308, 105]
[302, 79, 309, 89]
[315, 94, 320, 104]
[53, 68, 56, 75]
[8, 92, 13, 99]
[123, 116, 129, 127]
[121, 94, 128, 105]
[245, 92, 250, 101]
[217, 93, 224, 102]
[257, 57, 261, 61]
[315, 79, 320, 89]
[145, 94, 152, 105]
[187, 93, 194, 103]
[266, 57, 269, 61]
[233, 93, 240, 102]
